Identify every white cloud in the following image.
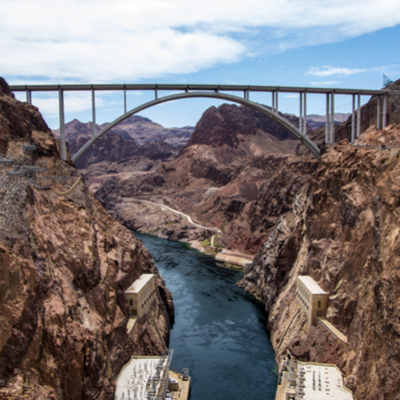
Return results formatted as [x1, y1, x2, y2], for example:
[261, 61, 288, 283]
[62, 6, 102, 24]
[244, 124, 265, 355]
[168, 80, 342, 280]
[31, 93, 105, 116]
[1, 0, 400, 83]
[308, 66, 367, 77]
[284, 94, 299, 98]
[308, 81, 341, 86]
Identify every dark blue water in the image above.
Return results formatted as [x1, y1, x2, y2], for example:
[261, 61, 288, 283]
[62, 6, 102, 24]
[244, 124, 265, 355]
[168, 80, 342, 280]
[135, 233, 277, 400]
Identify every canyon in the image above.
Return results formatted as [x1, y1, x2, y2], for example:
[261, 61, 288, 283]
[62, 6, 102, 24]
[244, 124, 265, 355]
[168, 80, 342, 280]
[66, 79, 400, 399]
[1, 72, 400, 400]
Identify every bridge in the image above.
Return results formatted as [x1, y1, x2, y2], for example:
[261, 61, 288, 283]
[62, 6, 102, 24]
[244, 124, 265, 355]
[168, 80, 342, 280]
[9, 83, 391, 161]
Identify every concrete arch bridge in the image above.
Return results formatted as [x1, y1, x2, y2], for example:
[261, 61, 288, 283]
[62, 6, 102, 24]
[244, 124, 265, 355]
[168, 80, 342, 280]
[9, 83, 392, 161]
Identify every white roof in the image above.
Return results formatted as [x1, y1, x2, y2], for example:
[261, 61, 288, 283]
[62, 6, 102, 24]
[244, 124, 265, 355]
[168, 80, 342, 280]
[115, 356, 168, 400]
[126, 274, 154, 294]
[297, 276, 327, 295]
[297, 361, 353, 400]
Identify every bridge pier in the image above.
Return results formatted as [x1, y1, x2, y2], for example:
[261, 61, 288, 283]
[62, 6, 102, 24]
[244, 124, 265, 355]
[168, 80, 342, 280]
[299, 92, 307, 135]
[124, 87, 127, 114]
[330, 92, 335, 143]
[58, 89, 67, 161]
[325, 93, 331, 143]
[351, 95, 356, 143]
[272, 91, 279, 113]
[376, 96, 381, 130]
[383, 94, 387, 129]
[92, 88, 96, 136]
[25, 88, 32, 104]
[357, 93, 361, 138]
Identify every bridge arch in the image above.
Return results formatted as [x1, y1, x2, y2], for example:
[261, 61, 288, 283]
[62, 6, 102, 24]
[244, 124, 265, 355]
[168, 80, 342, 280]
[71, 91, 321, 163]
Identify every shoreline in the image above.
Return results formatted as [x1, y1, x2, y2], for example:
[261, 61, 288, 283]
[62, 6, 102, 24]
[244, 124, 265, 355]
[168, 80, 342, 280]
[133, 230, 255, 269]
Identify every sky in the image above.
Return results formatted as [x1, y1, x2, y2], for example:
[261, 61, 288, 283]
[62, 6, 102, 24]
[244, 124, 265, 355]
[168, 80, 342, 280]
[2, 0, 400, 129]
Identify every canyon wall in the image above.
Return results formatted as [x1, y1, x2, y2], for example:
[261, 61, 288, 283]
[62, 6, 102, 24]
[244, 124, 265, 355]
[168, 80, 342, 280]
[0, 78, 173, 399]
[239, 125, 400, 400]
[93, 103, 318, 254]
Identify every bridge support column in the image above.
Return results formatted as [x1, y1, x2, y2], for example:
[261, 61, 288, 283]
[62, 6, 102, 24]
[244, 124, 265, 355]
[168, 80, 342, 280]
[325, 93, 330, 144]
[325, 93, 335, 143]
[299, 93, 303, 132]
[383, 94, 387, 129]
[357, 94, 361, 137]
[299, 92, 307, 135]
[124, 87, 127, 114]
[58, 89, 67, 161]
[272, 91, 278, 113]
[303, 92, 307, 134]
[376, 95, 381, 130]
[92, 88, 96, 136]
[330, 92, 335, 143]
[351, 94, 356, 143]
[26, 88, 32, 104]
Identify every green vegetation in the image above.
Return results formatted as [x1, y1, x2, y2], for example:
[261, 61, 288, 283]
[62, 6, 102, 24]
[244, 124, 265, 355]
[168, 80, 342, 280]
[201, 237, 211, 247]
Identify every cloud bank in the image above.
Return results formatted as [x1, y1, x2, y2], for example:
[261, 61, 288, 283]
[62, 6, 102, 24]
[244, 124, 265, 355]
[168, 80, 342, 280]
[1, 0, 400, 83]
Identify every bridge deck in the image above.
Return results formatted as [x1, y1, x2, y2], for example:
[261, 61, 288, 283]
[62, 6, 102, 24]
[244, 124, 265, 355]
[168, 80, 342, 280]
[9, 83, 389, 96]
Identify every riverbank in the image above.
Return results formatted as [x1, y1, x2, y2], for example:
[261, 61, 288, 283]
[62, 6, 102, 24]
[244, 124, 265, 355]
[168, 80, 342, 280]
[135, 231, 255, 269]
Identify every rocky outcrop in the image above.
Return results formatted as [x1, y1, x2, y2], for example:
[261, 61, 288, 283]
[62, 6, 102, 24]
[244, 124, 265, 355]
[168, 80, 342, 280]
[0, 78, 173, 399]
[239, 126, 400, 400]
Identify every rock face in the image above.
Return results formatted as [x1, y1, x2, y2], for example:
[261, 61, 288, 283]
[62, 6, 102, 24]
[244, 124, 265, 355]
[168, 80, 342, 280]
[0, 78, 173, 399]
[55, 117, 193, 170]
[92, 103, 318, 253]
[297, 80, 400, 157]
[239, 126, 400, 400]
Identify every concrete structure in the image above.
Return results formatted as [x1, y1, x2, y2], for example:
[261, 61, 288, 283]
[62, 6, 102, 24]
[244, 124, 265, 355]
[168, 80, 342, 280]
[125, 274, 156, 318]
[316, 317, 348, 344]
[10, 83, 395, 162]
[276, 355, 354, 400]
[296, 276, 328, 325]
[115, 352, 173, 400]
[215, 253, 253, 268]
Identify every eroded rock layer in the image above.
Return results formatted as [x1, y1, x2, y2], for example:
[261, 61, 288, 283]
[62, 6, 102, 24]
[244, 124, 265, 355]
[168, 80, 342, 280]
[0, 78, 173, 399]
[239, 126, 400, 400]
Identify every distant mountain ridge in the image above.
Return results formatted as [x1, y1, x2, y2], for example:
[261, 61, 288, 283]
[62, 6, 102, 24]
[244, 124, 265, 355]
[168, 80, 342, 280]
[53, 115, 194, 146]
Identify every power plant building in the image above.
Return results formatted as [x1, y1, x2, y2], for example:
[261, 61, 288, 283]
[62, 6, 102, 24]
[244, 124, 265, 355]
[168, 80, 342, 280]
[125, 274, 156, 318]
[296, 276, 328, 325]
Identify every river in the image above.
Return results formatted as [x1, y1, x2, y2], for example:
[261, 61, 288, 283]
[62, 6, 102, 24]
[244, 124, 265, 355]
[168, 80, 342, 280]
[135, 232, 277, 400]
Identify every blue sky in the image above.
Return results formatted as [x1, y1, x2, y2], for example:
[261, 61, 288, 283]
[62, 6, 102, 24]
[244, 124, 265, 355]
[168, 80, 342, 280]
[2, 0, 400, 129]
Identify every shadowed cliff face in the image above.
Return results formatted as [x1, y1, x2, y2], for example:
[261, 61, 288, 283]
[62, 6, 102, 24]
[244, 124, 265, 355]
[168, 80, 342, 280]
[0, 78, 173, 399]
[239, 126, 400, 400]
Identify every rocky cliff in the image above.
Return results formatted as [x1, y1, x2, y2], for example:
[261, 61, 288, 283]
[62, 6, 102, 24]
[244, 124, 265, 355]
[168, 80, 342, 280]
[239, 125, 400, 400]
[93, 103, 318, 253]
[0, 78, 173, 399]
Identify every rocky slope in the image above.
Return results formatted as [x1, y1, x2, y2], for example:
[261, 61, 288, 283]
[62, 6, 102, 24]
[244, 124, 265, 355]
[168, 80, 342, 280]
[0, 78, 173, 399]
[61, 117, 186, 170]
[93, 103, 319, 253]
[239, 125, 400, 400]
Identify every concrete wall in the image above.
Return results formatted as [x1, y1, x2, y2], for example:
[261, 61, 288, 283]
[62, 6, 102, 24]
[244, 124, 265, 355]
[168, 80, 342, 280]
[125, 274, 156, 318]
[296, 276, 328, 325]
